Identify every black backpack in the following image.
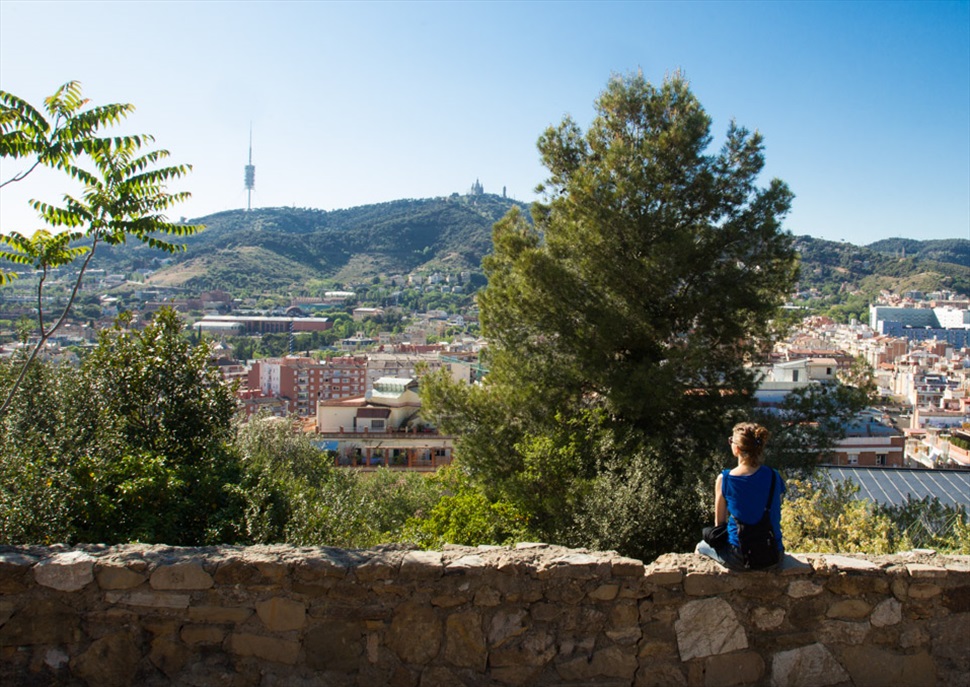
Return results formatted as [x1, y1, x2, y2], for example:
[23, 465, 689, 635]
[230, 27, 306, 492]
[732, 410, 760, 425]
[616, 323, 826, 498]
[730, 469, 779, 569]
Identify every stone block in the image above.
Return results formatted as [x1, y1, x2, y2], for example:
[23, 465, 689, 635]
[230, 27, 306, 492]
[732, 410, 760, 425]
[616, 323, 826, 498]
[354, 556, 399, 582]
[674, 597, 747, 661]
[474, 586, 501, 607]
[751, 606, 785, 631]
[819, 555, 881, 572]
[817, 619, 869, 645]
[446, 554, 487, 575]
[150, 561, 213, 590]
[645, 568, 683, 585]
[825, 573, 889, 596]
[588, 583, 620, 601]
[95, 563, 145, 590]
[419, 666, 462, 687]
[0, 598, 80, 645]
[106, 590, 190, 608]
[906, 563, 948, 578]
[826, 598, 871, 620]
[229, 632, 300, 664]
[871, 598, 902, 627]
[841, 646, 936, 687]
[900, 624, 930, 649]
[305, 620, 364, 672]
[538, 553, 609, 579]
[787, 579, 823, 598]
[943, 585, 970, 613]
[70, 632, 141, 687]
[33, 550, 95, 591]
[701, 651, 765, 687]
[387, 602, 442, 664]
[489, 629, 555, 669]
[612, 556, 646, 577]
[187, 605, 253, 624]
[400, 550, 444, 578]
[636, 664, 687, 686]
[684, 572, 745, 597]
[181, 624, 226, 646]
[488, 608, 529, 648]
[443, 610, 486, 670]
[556, 645, 637, 681]
[256, 597, 306, 631]
[908, 583, 942, 599]
[293, 553, 348, 581]
[770, 643, 849, 687]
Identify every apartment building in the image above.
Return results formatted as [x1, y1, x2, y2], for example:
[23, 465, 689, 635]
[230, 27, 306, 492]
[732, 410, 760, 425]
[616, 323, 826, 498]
[246, 356, 368, 416]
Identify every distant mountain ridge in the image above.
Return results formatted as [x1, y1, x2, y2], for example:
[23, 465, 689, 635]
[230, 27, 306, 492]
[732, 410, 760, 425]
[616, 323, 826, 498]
[91, 195, 969, 299]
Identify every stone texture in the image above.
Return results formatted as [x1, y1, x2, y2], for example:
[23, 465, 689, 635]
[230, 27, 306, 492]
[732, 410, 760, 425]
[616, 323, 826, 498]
[150, 561, 213, 590]
[684, 572, 745, 597]
[256, 597, 306, 631]
[817, 619, 869, 645]
[33, 551, 95, 591]
[841, 646, 937, 687]
[488, 608, 529, 648]
[826, 598, 871, 619]
[187, 605, 253, 623]
[70, 632, 141, 687]
[0, 598, 80, 645]
[443, 611, 486, 670]
[305, 620, 363, 672]
[786, 580, 823, 598]
[556, 645, 637, 681]
[95, 563, 145, 590]
[105, 590, 190, 608]
[674, 597, 747, 661]
[229, 632, 300, 664]
[770, 643, 849, 687]
[149, 636, 191, 678]
[871, 597, 903, 627]
[701, 651, 765, 687]
[0, 545, 966, 687]
[387, 602, 441, 664]
[751, 606, 786, 631]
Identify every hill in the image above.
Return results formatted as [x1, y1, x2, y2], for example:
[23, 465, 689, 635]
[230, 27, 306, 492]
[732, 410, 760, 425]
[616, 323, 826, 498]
[88, 196, 968, 300]
[96, 193, 527, 295]
[793, 236, 970, 299]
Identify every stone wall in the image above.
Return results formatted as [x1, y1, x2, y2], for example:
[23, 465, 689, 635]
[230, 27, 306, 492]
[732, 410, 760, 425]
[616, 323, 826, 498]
[0, 543, 967, 687]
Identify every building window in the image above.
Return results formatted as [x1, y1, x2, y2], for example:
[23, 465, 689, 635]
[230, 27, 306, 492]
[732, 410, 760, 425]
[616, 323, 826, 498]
[792, 371, 799, 382]
[876, 454, 887, 466]
[372, 419, 385, 430]
[848, 455, 858, 465]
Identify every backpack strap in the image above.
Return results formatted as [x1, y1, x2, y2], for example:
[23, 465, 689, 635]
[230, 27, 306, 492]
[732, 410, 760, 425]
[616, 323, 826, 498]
[762, 469, 776, 516]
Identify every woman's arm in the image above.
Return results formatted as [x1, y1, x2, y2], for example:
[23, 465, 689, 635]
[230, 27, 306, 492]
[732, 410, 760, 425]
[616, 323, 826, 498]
[714, 473, 728, 526]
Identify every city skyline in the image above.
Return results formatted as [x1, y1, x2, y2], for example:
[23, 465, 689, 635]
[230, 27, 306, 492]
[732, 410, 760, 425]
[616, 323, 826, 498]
[0, 1, 968, 246]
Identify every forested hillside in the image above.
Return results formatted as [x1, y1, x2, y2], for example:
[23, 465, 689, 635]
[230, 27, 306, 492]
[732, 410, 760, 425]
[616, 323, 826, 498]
[794, 236, 969, 299]
[89, 195, 968, 299]
[94, 194, 526, 294]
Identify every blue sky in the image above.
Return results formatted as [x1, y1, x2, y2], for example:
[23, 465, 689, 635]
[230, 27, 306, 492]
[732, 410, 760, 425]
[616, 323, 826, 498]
[1, 0, 968, 245]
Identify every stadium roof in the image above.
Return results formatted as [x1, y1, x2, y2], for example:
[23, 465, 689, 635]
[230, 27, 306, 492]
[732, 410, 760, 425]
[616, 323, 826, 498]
[819, 467, 970, 509]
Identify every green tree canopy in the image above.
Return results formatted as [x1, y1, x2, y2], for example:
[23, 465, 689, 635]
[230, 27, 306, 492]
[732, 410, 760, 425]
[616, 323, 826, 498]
[424, 72, 798, 560]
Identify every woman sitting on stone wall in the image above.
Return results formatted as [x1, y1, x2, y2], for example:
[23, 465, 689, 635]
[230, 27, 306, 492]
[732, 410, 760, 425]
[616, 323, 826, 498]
[696, 422, 786, 570]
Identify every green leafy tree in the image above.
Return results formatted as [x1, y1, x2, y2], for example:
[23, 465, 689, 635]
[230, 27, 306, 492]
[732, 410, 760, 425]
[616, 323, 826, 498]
[0, 81, 199, 416]
[423, 72, 798, 560]
[0, 309, 241, 545]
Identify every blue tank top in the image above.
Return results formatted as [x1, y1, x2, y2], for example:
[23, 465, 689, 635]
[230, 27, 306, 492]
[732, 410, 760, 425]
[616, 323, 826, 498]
[721, 465, 785, 550]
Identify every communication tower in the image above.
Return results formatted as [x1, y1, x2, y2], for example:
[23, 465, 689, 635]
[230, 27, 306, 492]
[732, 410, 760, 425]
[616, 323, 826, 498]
[244, 126, 255, 211]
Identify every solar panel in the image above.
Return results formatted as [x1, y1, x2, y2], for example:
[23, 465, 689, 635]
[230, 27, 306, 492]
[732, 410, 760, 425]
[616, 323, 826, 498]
[819, 467, 970, 509]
